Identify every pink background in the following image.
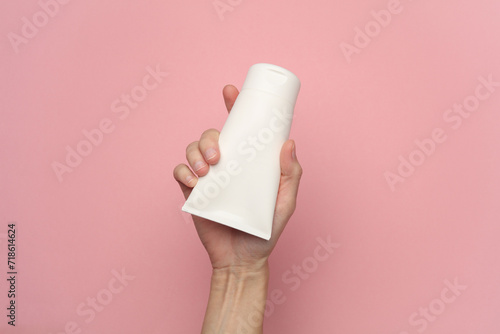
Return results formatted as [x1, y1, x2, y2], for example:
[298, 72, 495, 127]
[1, 0, 499, 333]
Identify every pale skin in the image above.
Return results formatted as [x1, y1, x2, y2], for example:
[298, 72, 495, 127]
[173, 84, 303, 334]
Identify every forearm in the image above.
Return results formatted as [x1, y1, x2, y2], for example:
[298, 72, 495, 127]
[202, 262, 269, 334]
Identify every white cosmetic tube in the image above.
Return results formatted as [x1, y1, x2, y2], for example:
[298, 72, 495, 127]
[182, 63, 301, 240]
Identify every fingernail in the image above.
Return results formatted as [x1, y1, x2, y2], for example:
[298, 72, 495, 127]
[186, 175, 194, 185]
[205, 148, 217, 161]
[292, 142, 296, 160]
[194, 161, 206, 172]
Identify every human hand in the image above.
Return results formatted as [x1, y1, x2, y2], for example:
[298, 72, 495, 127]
[173, 84, 303, 273]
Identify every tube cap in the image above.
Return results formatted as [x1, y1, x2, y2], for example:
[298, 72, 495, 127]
[241, 63, 301, 106]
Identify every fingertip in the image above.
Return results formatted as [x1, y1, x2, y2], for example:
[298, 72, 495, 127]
[173, 163, 182, 180]
[282, 139, 295, 159]
[223, 84, 238, 94]
[193, 160, 209, 176]
[280, 139, 302, 177]
[204, 147, 219, 164]
[223, 84, 239, 113]
[280, 140, 293, 167]
[185, 174, 198, 187]
[199, 129, 221, 165]
[173, 164, 198, 188]
[222, 84, 233, 94]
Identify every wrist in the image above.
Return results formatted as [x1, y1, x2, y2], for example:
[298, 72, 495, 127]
[211, 259, 269, 279]
[210, 261, 269, 302]
[202, 262, 269, 334]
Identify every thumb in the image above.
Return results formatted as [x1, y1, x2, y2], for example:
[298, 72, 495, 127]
[273, 140, 303, 231]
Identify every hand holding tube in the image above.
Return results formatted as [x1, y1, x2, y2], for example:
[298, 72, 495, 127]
[173, 84, 303, 333]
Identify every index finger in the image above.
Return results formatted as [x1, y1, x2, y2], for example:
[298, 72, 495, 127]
[223, 84, 239, 113]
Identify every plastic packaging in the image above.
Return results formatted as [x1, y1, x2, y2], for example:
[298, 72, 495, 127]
[182, 63, 301, 240]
